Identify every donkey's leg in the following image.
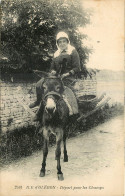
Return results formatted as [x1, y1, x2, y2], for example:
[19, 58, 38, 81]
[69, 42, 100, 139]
[40, 128, 49, 177]
[55, 128, 64, 181]
[63, 133, 68, 162]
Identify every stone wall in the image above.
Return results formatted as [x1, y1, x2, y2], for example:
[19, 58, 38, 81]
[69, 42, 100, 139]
[73, 74, 97, 98]
[0, 74, 97, 133]
[1, 81, 38, 133]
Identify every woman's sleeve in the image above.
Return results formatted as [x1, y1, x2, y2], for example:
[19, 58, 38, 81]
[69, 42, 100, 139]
[69, 49, 81, 75]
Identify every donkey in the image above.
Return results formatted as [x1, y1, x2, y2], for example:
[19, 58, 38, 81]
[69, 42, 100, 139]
[39, 76, 70, 181]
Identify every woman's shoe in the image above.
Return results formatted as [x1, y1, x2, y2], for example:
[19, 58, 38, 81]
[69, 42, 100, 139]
[29, 101, 39, 108]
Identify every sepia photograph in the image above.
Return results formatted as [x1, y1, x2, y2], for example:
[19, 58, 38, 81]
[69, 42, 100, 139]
[0, 0, 124, 195]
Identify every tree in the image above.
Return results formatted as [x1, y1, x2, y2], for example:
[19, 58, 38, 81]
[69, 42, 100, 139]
[1, 0, 92, 74]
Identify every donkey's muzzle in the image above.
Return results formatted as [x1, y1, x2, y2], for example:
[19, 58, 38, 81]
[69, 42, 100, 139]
[45, 106, 56, 115]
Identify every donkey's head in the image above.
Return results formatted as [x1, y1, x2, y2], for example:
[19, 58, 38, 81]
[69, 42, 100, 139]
[43, 76, 64, 115]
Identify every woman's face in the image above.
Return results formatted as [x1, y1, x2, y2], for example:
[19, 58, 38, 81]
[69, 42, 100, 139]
[58, 38, 68, 51]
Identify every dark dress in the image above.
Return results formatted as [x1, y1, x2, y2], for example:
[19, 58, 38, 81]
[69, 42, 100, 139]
[36, 45, 81, 103]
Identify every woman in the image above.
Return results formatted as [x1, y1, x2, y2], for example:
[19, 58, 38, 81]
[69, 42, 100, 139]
[29, 31, 81, 120]
[50, 31, 81, 81]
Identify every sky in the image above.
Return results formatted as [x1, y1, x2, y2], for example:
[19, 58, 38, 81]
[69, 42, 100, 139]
[81, 0, 124, 71]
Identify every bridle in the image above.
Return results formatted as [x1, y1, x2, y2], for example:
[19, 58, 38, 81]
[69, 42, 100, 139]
[42, 76, 65, 110]
[43, 91, 63, 107]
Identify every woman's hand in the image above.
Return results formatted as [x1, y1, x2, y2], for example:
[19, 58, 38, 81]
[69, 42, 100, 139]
[50, 70, 56, 76]
[61, 73, 70, 79]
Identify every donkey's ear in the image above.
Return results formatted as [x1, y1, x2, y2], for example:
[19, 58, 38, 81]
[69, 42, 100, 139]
[33, 70, 49, 77]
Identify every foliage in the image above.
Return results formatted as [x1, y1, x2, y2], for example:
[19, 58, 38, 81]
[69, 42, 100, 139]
[1, 0, 92, 73]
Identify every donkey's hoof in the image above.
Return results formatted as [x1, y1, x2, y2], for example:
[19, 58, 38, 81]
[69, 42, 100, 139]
[64, 155, 68, 162]
[39, 169, 45, 177]
[58, 173, 64, 181]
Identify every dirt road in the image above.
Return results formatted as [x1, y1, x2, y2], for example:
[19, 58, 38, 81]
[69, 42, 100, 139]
[1, 115, 124, 196]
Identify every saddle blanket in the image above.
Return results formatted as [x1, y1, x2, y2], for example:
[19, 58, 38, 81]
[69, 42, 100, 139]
[62, 86, 78, 116]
